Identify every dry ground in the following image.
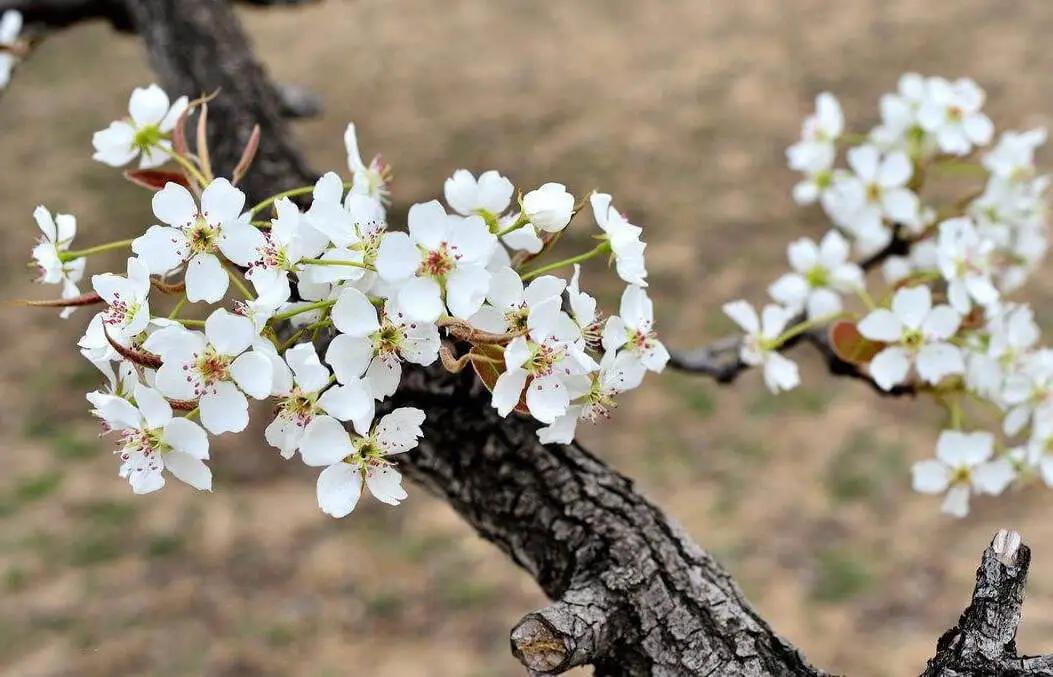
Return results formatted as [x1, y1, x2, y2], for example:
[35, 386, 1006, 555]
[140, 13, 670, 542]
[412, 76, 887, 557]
[3, 1, 1053, 675]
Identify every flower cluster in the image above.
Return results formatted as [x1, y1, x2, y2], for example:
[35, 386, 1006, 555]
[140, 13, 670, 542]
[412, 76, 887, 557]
[727, 74, 1051, 517]
[26, 86, 667, 517]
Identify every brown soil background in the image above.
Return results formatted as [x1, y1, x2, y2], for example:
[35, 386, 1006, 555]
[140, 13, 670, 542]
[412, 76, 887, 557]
[3, 1, 1053, 675]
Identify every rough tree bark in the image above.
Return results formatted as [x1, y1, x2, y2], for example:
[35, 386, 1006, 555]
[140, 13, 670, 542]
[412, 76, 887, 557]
[9, 1, 1053, 674]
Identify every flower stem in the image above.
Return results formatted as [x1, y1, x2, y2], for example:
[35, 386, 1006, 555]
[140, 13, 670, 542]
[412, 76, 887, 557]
[770, 311, 846, 348]
[248, 181, 353, 217]
[163, 147, 209, 187]
[300, 257, 375, 271]
[224, 264, 255, 300]
[60, 238, 135, 262]
[496, 213, 529, 237]
[175, 318, 206, 327]
[167, 295, 188, 320]
[520, 241, 611, 281]
[270, 299, 336, 323]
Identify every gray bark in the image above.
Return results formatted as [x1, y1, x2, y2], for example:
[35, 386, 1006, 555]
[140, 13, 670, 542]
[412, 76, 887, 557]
[11, 1, 1053, 674]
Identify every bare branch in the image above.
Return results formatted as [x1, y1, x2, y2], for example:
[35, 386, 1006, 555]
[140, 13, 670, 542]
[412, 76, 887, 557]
[923, 529, 1053, 676]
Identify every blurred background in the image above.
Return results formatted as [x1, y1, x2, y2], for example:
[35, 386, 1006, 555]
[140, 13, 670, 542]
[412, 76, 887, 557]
[3, 1, 1053, 674]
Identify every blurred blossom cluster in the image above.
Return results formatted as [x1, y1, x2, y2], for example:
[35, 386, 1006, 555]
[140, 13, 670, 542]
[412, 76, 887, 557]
[26, 85, 667, 517]
[725, 74, 1051, 517]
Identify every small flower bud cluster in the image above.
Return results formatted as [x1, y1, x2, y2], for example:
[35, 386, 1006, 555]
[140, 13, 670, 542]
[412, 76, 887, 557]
[726, 74, 1051, 517]
[26, 85, 667, 517]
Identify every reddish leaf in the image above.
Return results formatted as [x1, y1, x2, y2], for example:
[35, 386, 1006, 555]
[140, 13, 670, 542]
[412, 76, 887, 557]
[829, 320, 884, 365]
[124, 169, 190, 192]
[470, 343, 529, 415]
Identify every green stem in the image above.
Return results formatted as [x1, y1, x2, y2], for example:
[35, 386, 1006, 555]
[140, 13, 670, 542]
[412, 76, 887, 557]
[60, 238, 135, 262]
[225, 265, 255, 300]
[184, 407, 200, 422]
[496, 213, 530, 237]
[270, 299, 336, 323]
[167, 296, 188, 320]
[770, 311, 846, 348]
[175, 318, 206, 327]
[163, 147, 208, 186]
[521, 241, 611, 281]
[248, 181, 353, 217]
[300, 257, 375, 271]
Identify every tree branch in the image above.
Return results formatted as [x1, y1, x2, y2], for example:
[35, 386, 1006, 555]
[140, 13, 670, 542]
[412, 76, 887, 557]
[24, 1, 1050, 674]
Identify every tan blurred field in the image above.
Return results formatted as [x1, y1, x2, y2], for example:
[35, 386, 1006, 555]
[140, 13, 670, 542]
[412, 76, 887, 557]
[3, 1, 1053, 675]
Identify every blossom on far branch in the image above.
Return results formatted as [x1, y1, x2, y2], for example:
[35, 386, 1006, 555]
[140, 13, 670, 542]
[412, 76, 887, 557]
[769, 230, 864, 319]
[912, 430, 1014, 517]
[0, 10, 23, 90]
[722, 300, 800, 394]
[857, 285, 963, 391]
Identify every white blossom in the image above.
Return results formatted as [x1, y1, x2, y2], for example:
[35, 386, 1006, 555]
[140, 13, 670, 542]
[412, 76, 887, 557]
[133, 179, 264, 302]
[301, 407, 426, 518]
[591, 192, 648, 286]
[787, 92, 843, 174]
[30, 206, 84, 317]
[91, 256, 152, 341]
[768, 230, 863, 319]
[374, 199, 496, 321]
[88, 383, 211, 494]
[828, 145, 920, 250]
[444, 169, 514, 219]
[344, 123, 390, 205]
[326, 287, 440, 398]
[936, 217, 999, 315]
[0, 10, 22, 90]
[722, 300, 799, 393]
[602, 285, 669, 373]
[92, 84, 189, 169]
[858, 285, 964, 390]
[469, 267, 565, 335]
[912, 430, 1014, 517]
[265, 342, 374, 459]
[917, 77, 994, 156]
[147, 309, 275, 434]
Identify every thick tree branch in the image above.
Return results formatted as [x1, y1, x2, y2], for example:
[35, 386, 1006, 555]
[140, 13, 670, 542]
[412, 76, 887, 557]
[23, 1, 1051, 674]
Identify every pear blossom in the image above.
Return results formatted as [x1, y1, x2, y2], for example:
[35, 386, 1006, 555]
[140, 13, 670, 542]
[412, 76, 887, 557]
[722, 300, 799, 393]
[469, 267, 565, 335]
[326, 287, 440, 398]
[602, 285, 669, 373]
[345, 123, 390, 205]
[147, 309, 274, 434]
[828, 145, 920, 249]
[88, 383, 211, 494]
[965, 304, 1039, 399]
[591, 192, 648, 286]
[768, 230, 863, 319]
[857, 285, 964, 390]
[265, 342, 374, 459]
[0, 10, 22, 90]
[30, 206, 85, 317]
[870, 73, 927, 152]
[917, 77, 993, 156]
[247, 196, 328, 295]
[1026, 420, 1053, 487]
[444, 169, 514, 220]
[936, 217, 999, 315]
[492, 297, 597, 423]
[501, 182, 575, 254]
[536, 350, 645, 445]
[91, 257, 152, 341]
[983, 128, 1046, 181]
[1001, 349, 1053, 436]
[133, 179, 265, 302]
[92, 84, 189, 169]
[374, 200, 495, 321]
[787, 92, 843, 174]
[912, 430, 1015, 517]
[565, 264, 602, 348]
[301, 407, 426, 518]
